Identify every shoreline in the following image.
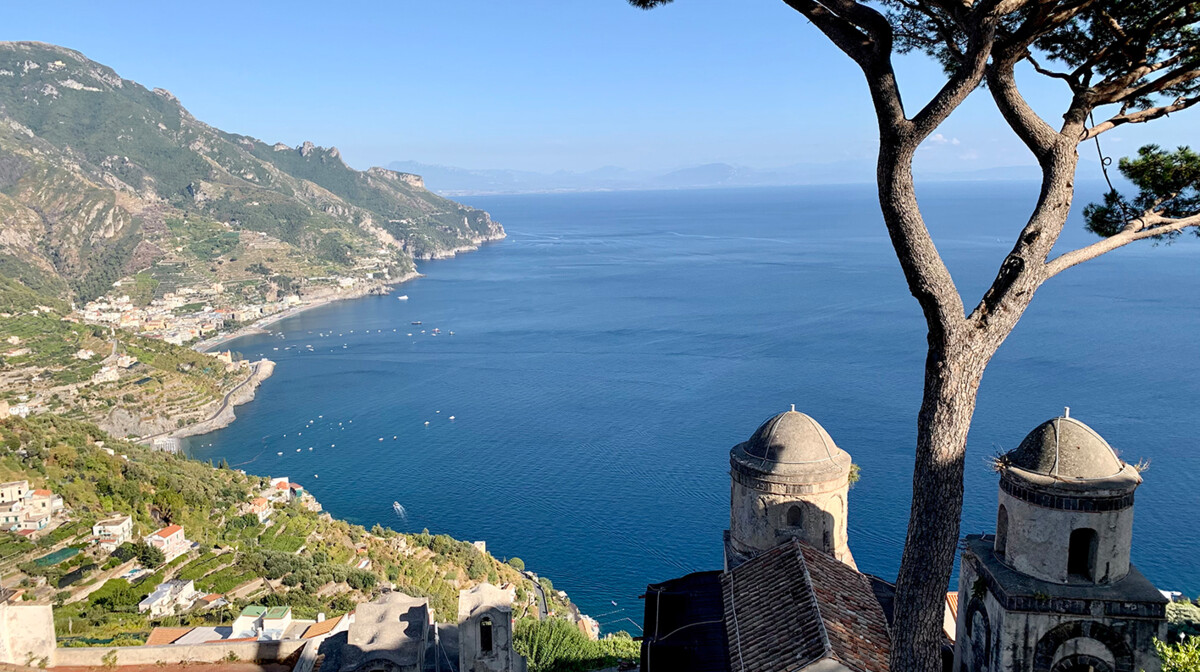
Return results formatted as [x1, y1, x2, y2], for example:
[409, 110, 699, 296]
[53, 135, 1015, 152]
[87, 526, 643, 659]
[175, 232, 506, 441]
[191, 270, 423, 353]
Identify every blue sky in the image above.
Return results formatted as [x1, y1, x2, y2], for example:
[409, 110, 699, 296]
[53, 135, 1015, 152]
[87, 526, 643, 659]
[5, 0, 1197, 174]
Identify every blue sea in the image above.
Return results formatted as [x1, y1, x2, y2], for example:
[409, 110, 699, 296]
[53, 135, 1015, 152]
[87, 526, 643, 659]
[185, 183, 1200, 630]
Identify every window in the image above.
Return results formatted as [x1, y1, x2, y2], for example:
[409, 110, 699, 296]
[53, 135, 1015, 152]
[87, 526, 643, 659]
[1067, 528, 1098, 581]
[480, 616, 493, 653]
[786, 505, 803, 527]
[995, 505, 1008, 559]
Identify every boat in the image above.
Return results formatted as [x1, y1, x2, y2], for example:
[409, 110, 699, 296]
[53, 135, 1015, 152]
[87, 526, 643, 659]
[397, 295, 409, 301]
[411, 321, 422, 325]
[277, 452, 283, 456]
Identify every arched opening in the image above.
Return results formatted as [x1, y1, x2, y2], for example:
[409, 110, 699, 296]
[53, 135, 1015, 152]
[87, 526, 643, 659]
[1051, 654, 1113, 672]
[786, 505, 803, 527]
[1068, 529, 1098, 581]
[995, 505, 1009, 560]
[480, 616, 493, 653]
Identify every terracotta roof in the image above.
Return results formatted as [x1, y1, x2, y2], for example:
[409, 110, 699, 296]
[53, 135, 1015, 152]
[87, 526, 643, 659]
[289, 483, 302, 489]
[302, 614, 343, 639]
[146, 627, 193, 646]
[200, 593, 225, 603]
[946, 592, 959, 617]
[151, 524, 183, 538]
[274, 482, 289, 489]
[31, 489, 52, 497]
[722, 539, 891, 672]
[251, 497, 268, 506]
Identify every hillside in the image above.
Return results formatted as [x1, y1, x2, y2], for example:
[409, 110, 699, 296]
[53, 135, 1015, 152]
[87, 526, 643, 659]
[0, 41, 503, 305]
[0, 414, 561, 644]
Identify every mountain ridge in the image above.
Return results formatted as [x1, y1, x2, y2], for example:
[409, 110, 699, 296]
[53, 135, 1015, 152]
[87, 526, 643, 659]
[0, 41, 503, 304]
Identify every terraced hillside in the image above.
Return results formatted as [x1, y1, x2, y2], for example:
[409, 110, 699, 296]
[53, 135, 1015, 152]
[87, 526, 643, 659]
[0, 41, 503, 304]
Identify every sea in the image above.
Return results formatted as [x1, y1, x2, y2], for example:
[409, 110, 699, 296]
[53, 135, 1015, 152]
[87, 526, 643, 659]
[185, 183, 1200, 631]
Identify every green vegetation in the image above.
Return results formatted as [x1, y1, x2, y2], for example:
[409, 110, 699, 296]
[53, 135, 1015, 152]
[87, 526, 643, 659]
[513, 619, 639, 672]
[1157, 636, 1200, 672]
[0, 413, 537, 643]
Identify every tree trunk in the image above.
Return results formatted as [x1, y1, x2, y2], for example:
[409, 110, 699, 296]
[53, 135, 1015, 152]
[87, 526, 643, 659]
[889, 336, 990, 672]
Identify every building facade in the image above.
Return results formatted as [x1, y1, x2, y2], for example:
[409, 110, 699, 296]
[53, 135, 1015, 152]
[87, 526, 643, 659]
[954, 413, 1167, 672]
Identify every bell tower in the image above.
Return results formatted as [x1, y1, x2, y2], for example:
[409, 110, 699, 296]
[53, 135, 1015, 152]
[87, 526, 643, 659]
[954, 412, 1167, 672]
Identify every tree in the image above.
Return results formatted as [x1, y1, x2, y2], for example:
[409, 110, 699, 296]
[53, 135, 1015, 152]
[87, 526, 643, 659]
[628, 2, 1200, 671]
[1156, 636, 1200, 672]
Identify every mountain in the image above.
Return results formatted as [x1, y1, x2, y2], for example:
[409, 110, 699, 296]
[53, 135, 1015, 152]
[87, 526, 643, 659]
[0, 42, 503, 304]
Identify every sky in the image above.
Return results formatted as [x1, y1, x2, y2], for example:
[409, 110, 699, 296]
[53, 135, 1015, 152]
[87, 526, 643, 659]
[4, 0, 1198, 175]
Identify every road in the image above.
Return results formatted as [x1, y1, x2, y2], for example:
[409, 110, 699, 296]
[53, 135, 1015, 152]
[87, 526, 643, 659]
[523, 570, 549, 620]
[137, 359, 266, 444]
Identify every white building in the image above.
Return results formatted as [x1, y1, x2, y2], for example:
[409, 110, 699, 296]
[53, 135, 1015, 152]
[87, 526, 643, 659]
[138, 579, 199, 617]
[92, 515, 133, 552]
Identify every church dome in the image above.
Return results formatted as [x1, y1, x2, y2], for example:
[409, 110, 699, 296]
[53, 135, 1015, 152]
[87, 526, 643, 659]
[1001, 414, 1141, 494]
[730, 407, 851, 483]
[1008, 416, 1123, 479]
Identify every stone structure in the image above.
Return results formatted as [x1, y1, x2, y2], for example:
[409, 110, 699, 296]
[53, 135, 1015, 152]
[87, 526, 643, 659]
[340, 592, 430, 672]
[458, 583, 527, 672]
[725, 406, 855, 570]
[954, 413, 1167, 672]
[0, 603, 54, 666]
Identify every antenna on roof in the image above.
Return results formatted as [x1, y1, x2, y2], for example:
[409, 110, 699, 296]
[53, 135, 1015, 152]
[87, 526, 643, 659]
[790, 404, 796, 413]
[1064, 406, 1070, 418]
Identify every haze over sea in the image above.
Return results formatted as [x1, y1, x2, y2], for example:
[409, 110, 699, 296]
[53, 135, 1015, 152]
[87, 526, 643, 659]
[186, 184, 1200, 629]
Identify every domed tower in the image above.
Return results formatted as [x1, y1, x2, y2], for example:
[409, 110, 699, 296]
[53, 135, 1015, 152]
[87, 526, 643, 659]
[995, 413, 1141, 584]
[955, 411, 1167, 672]
[724, 406, 855, 570]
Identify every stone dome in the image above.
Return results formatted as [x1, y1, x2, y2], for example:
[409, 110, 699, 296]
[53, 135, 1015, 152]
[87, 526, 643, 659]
[730, 407, 851, 482]
[1004, 415, 1140, 490]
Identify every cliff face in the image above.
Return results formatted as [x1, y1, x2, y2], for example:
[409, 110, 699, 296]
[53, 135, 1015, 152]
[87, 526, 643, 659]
[0, 41, 503, 302]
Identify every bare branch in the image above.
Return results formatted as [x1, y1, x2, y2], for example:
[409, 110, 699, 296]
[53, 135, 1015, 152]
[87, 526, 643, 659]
[1084, 94, 1200, 139]
[1026, 53, 1078, 85]
[1045, 213, 1200, 277]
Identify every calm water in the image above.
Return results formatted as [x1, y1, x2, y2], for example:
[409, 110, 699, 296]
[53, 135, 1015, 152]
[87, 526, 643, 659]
[186, 184, 1200, 630]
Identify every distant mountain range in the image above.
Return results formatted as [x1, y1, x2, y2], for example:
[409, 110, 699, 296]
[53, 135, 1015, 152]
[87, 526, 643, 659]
[387, 159, 1101, 196]
[391, 158, 1113, 196]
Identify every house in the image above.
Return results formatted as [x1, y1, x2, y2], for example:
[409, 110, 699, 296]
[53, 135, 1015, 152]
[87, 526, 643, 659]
[0, 481, 28, 504]
[18, 511, 50, 532]
[92, 514, 133, 552]
[232, 605, 268, 639]
[261, 606, 293, 640]
[194, 593, 229, 611]
[0, 501, 23, 528]
[288, 483, 304, 498]
[74, 349, 95, 360]
[145, 524, 189, 562]
[26, 490, 63, 516]
[138, 579, 199, 617]
[116, 355, 138, 368]
[91, 367, 120, 384]
[247, 497, 272, 523]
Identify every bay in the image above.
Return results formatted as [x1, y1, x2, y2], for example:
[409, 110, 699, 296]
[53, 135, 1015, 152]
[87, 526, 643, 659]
[185, 183, 1200, 630]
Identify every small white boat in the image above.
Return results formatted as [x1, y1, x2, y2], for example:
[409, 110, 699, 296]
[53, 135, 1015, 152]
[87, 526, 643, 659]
[424, 421, 430, 426]
[449, 416, 455, 421]
[277, 452, 283, 456]
[296, 448, 301, 452]
[397, 295, 409, 301]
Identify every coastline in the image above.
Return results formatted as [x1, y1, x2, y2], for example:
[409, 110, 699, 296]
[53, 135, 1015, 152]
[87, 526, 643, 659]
[175, 230, 506, 441]
[192, 269, 423, 353]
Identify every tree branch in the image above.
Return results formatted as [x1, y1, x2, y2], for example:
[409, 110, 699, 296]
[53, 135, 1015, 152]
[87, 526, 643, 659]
[1084, 94, 1200, 139]
[1045, 212, 1200, 277]
[985, 60, 1060, 160]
